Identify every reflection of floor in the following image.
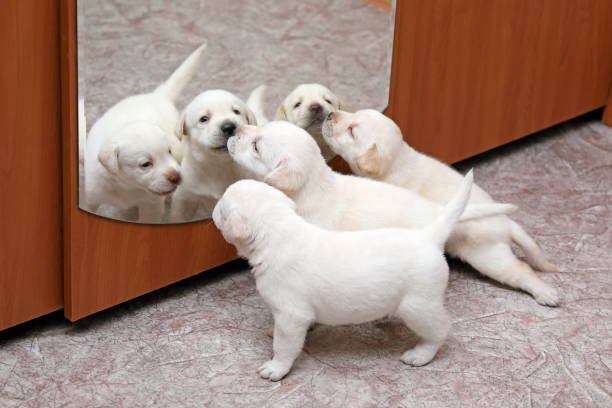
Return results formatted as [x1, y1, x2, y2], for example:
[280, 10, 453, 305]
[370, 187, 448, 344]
[3, 116, 611, 407]
[78, 0, 395, 127]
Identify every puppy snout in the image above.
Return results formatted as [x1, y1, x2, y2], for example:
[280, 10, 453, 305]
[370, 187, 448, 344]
[221, 122, 237, 137]
[166, 170, 181, 185]
[309, 104, 323, 114]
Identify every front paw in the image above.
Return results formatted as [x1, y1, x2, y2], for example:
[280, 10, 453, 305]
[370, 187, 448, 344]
[257, 360, 291, 381]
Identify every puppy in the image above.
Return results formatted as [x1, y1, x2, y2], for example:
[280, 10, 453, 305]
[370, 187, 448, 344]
[321, 109, 560, 306]
[84, 44, 205, 223]
[275, 83, 344, 161]
[170, 89, 258, 222]
[214, 172, 475, 381]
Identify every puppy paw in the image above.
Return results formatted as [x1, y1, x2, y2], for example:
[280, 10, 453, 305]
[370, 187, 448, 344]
[400, 346, 437, 367]
[257, 360, 291, 381]
[534, 286, 559, 307]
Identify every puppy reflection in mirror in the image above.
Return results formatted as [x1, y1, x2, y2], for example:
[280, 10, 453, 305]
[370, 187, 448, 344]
[84, 44, 205, 223]
[321, 109, 560, 306]
[275, 83, 344, 161]
[170, 89, 258, 222]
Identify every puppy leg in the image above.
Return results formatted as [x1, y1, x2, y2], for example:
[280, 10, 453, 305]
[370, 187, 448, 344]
[458, 242, 559, 306]
[138, 199, 165, 223]
[396, 296, 450, 367]
[169, 188, 199, 222]
[258, 313, 311, 381]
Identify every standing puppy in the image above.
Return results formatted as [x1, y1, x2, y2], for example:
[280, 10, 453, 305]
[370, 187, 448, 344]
[170, 90, 257, 222]
[84, 44, 205, 223]
[213, 172, 476, 381]
[275, 83, 344, 161]
[321, 109, 560, 305]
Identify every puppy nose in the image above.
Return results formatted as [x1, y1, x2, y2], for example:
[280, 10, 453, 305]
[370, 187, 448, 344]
[166, 170, 181, 185]
[221, 122, 237, 137]
[310, 104, 322, 114]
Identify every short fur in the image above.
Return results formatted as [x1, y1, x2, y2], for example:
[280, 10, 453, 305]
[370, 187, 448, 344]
[84, 44, 205, 222]
[275, 84, 344, 161]
[170, 89, 258, 222]
[213, 173, 476, 380]
[321, 109, 560, 305]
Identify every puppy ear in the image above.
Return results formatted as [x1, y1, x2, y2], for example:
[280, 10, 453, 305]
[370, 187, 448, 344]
[225, 211, 250, 241]
[98, 143, 119, 174]
[274, 103, 288, 121]
[356, 144, 384, 177]
[264, 158, 303, 193]
[245, 108, 257, 125]
[175, 110, 188, 141]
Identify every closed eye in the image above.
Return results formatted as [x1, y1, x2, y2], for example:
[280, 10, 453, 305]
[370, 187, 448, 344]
[140, 161, 153, 168]
[252, 140, 259, 153]
[294, 101, 301, 109]
[233, 109, 241, 115]
[324, 98, 332, 105]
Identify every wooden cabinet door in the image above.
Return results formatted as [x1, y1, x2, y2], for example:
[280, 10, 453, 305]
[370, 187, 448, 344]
[0, 0, 63, 330]
[60, 0, 237, 321]
[386, 0, 612, 163]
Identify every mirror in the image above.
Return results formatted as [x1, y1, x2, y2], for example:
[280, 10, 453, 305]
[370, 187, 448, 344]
[78, 0, 396, 223]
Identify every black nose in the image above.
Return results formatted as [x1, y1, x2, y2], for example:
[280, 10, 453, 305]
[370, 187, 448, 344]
[221, 122, 237, 136]
[309, 104, 322, 114]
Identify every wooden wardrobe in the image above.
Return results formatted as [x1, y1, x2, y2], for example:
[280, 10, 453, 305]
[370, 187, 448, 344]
[1, 0, 611, 330]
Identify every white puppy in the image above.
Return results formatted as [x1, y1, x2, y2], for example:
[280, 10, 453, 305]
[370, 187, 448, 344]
[84, 44, 205, 223]
[214, 172, 476, 381]
[170, 89, 258, 222]
[321, 109, 560, 305]
[275, 84, 344, 161]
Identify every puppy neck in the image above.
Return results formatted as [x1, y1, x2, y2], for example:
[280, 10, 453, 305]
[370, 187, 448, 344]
[239, 206, 314, 278]
[287, 160, 335, 208]
[379, 144, 423, 189]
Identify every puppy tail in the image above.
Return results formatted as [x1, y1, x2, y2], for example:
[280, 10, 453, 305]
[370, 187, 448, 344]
[424, 170, 474, 249]
[458, 202, 518, 222]
[247, 85, 269, 125]
[154, 43, 207, 102]
[509, 220, 559, 272]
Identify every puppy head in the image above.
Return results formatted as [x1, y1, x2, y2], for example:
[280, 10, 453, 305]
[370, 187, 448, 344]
[227, 121, 325, 194]
[213, 179, 296, 246]
[99, 122, 182, 195]
[275, 83, 343, 132]
[177, 90, 257, 153]
[322, 109, 403, 178]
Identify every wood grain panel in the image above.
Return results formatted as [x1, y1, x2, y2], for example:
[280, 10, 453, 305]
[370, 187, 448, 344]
[386, 0, 612, 163]
[0, 0, 63, 330]
[603, 87, 612, 126]
[60, 0, 236, 321]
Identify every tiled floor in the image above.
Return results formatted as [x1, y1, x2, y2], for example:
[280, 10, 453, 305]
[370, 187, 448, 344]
[1, 114, 611, 407]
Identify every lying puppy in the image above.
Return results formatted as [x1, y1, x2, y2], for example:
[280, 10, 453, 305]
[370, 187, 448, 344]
[321, 109, 560, 305]
[275, 83, 344, 161]
[84, 44, 205, 223]
[213, 172, 476, 380]
[170, 89, 257, 222]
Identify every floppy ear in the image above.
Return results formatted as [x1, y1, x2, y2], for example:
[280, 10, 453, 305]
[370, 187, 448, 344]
[274, 103, 288, 121]
[245, 108, 257, 125]
[98, 143, 119, 174]
[175, 111, 188, 141]
[356, 144, 384, 177]
[264, 158, 303, 193]
[213, 200, 251, 242]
